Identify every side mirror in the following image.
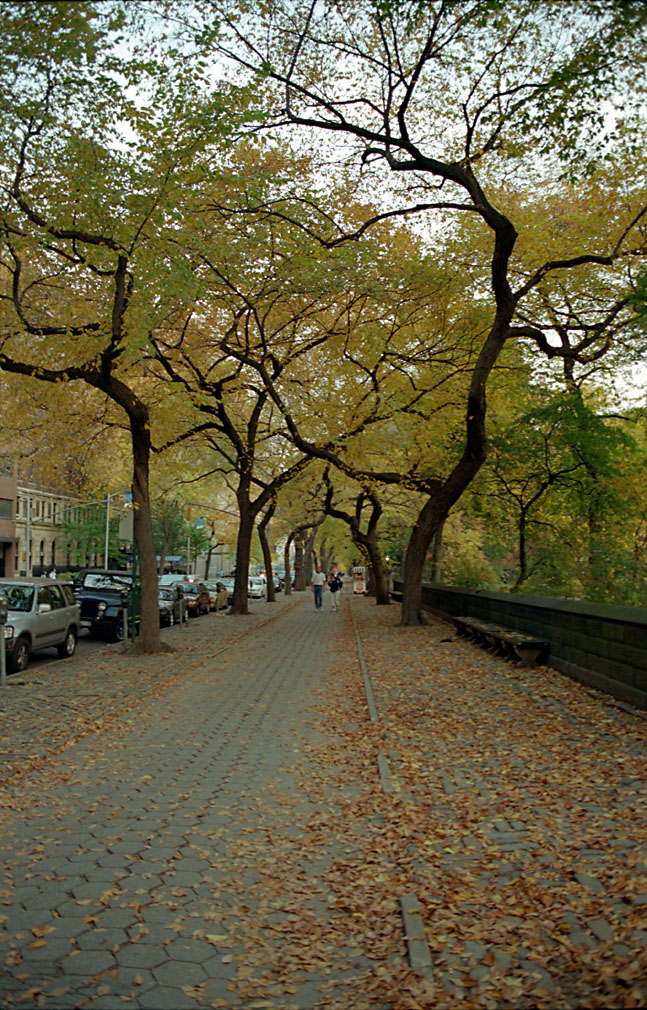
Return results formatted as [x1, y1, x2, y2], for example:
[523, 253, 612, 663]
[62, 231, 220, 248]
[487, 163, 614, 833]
[38, 603, 52, 615]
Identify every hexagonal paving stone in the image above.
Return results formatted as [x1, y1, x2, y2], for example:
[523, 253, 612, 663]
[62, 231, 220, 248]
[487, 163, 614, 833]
[49, 917, 91, 940]
[60, 948, 116, 975]
[136, 903, 187, 924]
[72, 882, 108, 900]
[159, 870, 204, 888]
[127, 924, 177, 945]
[93, 908, 137, 929]
[53, 899, 103, 919]
[115, 941, 167, 970]
[202, 953, 239, 980]
[110, 964, 157, 991]
[98, 856, 137, 872]
[138, 986, 197, 1009]
[76, 926, 129, 950]
[115, 874, 159, 892]
[153, 959, 207, 987]
[164, 938, 216, 963]
[19, 937, 75, 961]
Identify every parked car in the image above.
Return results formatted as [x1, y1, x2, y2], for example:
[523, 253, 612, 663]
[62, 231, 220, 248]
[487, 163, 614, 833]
[219, 577, 235, 603]
[171, 580, 210, 616]
[203, 581, 229, 612]
[158, 584, 188, 626]
[0, 577, 80, 673]
[76, 570, 139, 642]
[248, 576, 265, 599]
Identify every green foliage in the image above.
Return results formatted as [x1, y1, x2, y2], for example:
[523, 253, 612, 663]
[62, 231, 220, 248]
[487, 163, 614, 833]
[59, 504, 122, 568]
[152, 498, 211, 560]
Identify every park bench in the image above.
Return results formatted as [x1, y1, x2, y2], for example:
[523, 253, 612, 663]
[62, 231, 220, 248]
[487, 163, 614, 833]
[452, 615, 548, 666]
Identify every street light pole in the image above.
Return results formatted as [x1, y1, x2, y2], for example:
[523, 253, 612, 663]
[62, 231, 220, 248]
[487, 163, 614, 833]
[25, 496, 32, 576]
[104, 492, 112, 568]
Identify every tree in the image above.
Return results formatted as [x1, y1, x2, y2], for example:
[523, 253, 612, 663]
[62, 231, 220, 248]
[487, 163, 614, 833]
[323, 471, 390, 605]
[257, 500, 276, 602]
[197, 0, 647, 623]
[0, 2, 258, 647]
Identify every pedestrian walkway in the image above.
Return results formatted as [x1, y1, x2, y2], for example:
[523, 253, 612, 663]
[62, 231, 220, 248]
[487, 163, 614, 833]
[1, 592, 646, 1009]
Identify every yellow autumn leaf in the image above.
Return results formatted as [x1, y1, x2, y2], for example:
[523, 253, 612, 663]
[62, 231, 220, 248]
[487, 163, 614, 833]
[19, 989, 42, 1002]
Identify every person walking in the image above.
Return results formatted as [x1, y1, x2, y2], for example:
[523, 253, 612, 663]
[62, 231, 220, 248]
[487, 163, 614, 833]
[327, 569, 341, 611]
[311, 565, 326, 611]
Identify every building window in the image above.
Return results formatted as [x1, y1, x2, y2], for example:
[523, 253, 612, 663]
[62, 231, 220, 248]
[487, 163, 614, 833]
[0, 498, 12, 520]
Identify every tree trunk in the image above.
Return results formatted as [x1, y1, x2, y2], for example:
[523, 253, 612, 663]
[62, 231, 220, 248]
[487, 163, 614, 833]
[231, 500, 254, 615]
[258, 505, 276, 603]
[364, 535, 390, 605]
[294, 538, 305, 591]
[130, 412, 163, 652]
[303, 529, 316, 586]
[430, 521, 445, 583]
[401, 498, 445, 625]
[512, 509, 528, 591]
[283, 534, 293, 595]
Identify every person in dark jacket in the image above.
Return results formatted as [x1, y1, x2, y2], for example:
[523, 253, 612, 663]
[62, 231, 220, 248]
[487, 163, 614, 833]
[327, 570, 341, 611]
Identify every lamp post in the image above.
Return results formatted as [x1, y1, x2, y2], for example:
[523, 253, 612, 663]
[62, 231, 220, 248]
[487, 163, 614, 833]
[104, 492, 113, 568]
[25, 496, 32, 576]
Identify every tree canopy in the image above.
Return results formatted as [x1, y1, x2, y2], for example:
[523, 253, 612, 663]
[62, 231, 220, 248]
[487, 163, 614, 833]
[1, 0, 647, 638]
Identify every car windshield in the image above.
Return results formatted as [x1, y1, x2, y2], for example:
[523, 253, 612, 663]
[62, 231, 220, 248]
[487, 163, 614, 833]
[83, 573, 132, 590]
[158, 589, 173, 601]
[0, 585, 34, 612]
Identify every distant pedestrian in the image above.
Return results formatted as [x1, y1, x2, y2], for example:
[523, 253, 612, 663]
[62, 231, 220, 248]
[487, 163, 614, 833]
[327, 570, 341, 611]
[49, 568, 57, 580]
[311, 565, 326, 610]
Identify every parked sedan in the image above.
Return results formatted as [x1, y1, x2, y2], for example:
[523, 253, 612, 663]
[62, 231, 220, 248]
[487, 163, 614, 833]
[0, 577, 80, 673]
[219, 577, 235, 603]
[203, 581, 229, 612]
[248, 576, 265, 599]
[171, 580, 210, 616]
[158, 584, 188, 626]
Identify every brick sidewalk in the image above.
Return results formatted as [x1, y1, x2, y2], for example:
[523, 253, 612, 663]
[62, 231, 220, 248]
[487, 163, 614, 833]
[1, 592, 646, 1009]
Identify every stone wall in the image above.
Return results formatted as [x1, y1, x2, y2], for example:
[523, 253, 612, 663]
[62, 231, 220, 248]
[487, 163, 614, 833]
[392, 580, 647, 711]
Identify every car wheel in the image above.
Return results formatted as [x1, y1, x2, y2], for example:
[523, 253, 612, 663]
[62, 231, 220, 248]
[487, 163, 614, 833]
[8, 636, 30, 673]
[57, 628, 77, 659]
[114, 621, 126, 642]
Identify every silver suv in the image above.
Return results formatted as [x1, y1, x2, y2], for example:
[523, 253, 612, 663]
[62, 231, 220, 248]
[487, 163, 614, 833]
[0, 577, 80, 673]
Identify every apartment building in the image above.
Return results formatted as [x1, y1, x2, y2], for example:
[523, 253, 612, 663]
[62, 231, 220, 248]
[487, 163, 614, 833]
[0, 460, 94, 576]
[0, 458, 18, 576]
